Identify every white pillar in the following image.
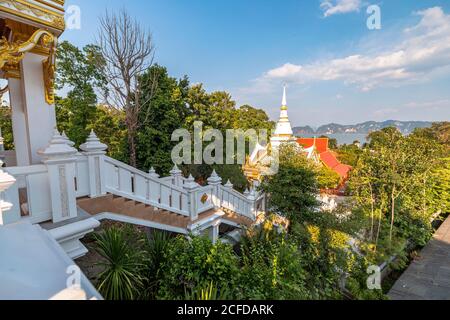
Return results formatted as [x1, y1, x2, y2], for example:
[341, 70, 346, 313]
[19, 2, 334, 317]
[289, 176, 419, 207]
[0, 160, 17, 225]
[247, 188, 257, 220]
[207, 170, 222, 208]
[38, 130, 78, 223]
[183, 175, 200, 221]
[208, 221, 220, 244]
[169, 164, 183, 187]
[8, 78, 31, 166]
[0, 128, 4, 165]
[8, 53, 57, 165]
[0, 127, 4, 152]
[80, 130, 108, 198]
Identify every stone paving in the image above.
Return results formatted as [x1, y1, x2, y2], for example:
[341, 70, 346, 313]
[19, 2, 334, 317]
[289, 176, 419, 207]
[389, 216, 450, 300]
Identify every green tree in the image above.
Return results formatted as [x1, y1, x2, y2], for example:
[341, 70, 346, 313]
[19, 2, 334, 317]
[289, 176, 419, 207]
[316, 165, 341, 190]
[0, 105, 13, 150]
[261, 144, 319, 223]
[135, 65, 190, 174]
[55, 41, 106, 147]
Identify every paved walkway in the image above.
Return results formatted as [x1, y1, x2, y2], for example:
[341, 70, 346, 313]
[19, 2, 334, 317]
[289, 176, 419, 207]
[389, 216, 450, 300]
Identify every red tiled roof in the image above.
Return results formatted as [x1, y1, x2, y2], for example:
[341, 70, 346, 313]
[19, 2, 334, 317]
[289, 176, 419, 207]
[297, 138, 329, 154]
[320, 151, 352, 179]
[320, 151, 340, 169]
[333, 164, 352, 179]
[296, 137, 352, 179]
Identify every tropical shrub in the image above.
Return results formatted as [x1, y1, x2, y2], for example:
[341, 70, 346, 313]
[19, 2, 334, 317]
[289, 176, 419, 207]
[94, 226, 145, 300]
[236, 225, 310, 300]
[157, 235, 239, 300]
[141, 230, 171, 300]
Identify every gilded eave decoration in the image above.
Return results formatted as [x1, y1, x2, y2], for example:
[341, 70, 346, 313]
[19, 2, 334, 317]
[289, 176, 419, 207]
[0, 0, 65, 31]
[0, 28, 57, 104]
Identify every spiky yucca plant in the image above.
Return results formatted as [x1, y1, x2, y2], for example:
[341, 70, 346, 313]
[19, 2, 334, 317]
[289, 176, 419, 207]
[94, 227, 144, 300]
[185, 282, 229, 300]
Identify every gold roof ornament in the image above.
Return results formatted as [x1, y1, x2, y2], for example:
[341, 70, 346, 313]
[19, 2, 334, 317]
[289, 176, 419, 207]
[0, 0, 65, 32]
[0, 0, 65, 104]
[0, 28, 54, 69]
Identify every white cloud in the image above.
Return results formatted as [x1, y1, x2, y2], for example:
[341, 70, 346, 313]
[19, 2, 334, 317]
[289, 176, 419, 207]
[404, 99, 450, 110]
[320, 0, 362, 17]
[373, 108, 399, 117]
[259, 7, 450, 92]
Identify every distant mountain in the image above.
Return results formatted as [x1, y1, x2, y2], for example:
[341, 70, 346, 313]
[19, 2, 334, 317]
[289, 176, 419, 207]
[293, 120, 432, 136]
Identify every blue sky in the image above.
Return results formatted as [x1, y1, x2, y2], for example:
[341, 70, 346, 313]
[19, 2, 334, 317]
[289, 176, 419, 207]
[62, 0, 450, 127]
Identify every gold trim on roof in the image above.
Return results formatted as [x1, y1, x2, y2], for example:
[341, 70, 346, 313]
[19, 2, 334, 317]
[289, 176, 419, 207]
[0, 28, 56, 103]
[0, 0, 65, 31]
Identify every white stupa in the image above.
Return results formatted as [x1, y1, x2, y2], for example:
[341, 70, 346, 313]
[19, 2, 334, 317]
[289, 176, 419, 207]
[270, 86, 294, 149]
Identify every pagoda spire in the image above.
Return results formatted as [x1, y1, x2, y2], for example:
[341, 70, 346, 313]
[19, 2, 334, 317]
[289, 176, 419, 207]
[282, 85, 287, 107]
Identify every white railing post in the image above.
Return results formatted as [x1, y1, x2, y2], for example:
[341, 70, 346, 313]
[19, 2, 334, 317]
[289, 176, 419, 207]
[207, 170, 222, 208]
[209, 220, 220, 244]
[38, 130, 78, 223]
[170, 164, 183, 187]
[0, 127, 4, 152]
[0, 159, 18, 225]
[183, 175, 200, 221]
[247, 188, 257, 220]
[0, 127, 5, 165]
[80, 130, 108, 198]
[148, 167, 160, 179]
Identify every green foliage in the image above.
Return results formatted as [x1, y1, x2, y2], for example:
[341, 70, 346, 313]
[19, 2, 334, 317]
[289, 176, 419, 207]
[337, 143, 362, 167]
[94, 226, 145, 300]
[236, 226, 310, 300]
[140, 230, 171, 300]
[0, 105, 13, 150]
[55, 41, 112, 148]
[184, 282, 230, 300]
[316, 165, 341, 190]
[157, 236, 239, 300]
[136, 65, 190, 175]
[261, 144, 319, 223]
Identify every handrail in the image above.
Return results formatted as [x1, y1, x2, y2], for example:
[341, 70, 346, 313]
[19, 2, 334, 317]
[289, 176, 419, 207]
[5, 164, 48, 176]
[220, 185, 250, 203]
[104, 156, 187, 194]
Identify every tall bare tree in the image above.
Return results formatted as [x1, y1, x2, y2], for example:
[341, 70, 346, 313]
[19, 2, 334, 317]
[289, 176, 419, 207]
[96, 9, 157, 167]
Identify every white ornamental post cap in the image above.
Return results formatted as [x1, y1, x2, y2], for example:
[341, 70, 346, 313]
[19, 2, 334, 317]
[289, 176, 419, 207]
[244, 188, 250, 196]
[224, 180, 233, 189]
[207, 169, 222, 185]
[80, 130, 107, 153]
[184, 174, 199, 190]
[170, 164, 182, 176]
[0, 159, 16, 193]
[61, 131, 75, 148]
[38, 130, 78, 161]
[148, 167, 160, 179]
[247, 188, 257, 201]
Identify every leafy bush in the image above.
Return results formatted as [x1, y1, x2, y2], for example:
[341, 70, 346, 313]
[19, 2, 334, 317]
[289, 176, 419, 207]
[236, 226, 310, 300]
[157, 235, 239, 300]
[141, 230, 171, 300]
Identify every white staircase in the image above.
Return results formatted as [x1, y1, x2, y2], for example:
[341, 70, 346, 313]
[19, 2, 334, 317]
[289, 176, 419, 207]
[0, 130, 267, 250]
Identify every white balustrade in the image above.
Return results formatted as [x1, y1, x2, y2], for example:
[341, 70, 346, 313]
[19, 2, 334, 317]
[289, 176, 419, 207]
[75, 155, 90, 198]
[220, 185, 256, 220]
[194, 185, 215, 215]
[2, 164, 52, 224]
[104, 156, 190, 217]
